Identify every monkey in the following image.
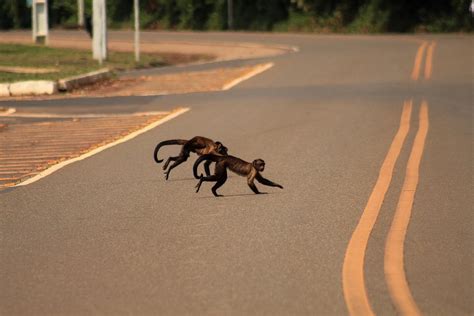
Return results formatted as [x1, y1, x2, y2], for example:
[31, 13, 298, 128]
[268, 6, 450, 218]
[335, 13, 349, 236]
[193, 154, 283, 197]
[153, 136, 228, 180]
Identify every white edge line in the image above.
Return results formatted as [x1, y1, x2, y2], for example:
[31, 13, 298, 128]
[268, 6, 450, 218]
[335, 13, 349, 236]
[15, 107, 190, 187]
[222, 62, 274, 91]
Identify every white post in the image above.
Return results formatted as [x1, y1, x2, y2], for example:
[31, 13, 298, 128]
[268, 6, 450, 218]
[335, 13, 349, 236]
[101, 0, 107, 61]
[134, 0, 140, 62]
[78, 0, 84, 27]
[32, 0, 36, 42]
[32, 0, 49, 44]
[92, 0, 107, 64]
[92, 0, 101, 63]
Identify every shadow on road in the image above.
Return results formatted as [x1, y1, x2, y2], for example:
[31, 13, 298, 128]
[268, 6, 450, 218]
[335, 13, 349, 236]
[197, 192, 278, 199]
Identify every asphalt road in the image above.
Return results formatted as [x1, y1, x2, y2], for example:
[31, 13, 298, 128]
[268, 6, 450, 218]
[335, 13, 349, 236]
[1, 32, 472, 315]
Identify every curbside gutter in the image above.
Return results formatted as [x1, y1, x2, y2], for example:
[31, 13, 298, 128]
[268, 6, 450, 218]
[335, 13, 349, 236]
[58, 68, 112, 91]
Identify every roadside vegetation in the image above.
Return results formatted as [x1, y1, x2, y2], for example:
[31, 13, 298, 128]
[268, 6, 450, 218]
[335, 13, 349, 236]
[1, 0, 472, 33]
[0, 43, 210, 83]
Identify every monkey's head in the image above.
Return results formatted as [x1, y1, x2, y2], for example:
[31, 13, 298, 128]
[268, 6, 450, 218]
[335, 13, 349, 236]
[252, 159, 265, 172]
[215, 141, 228, 155]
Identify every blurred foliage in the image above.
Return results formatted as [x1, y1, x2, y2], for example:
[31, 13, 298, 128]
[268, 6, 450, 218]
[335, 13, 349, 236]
[0, 0, 472, 32]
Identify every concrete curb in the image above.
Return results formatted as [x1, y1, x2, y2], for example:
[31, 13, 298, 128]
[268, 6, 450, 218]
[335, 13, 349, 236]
[0, 83, 10, 97]
[58, 68, 112, 91]
[9, 80, 58, 96]
[0, 68, 113, 97]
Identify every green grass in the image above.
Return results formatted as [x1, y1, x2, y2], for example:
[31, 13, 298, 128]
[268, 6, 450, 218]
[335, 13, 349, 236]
[0, 43, 169, 83]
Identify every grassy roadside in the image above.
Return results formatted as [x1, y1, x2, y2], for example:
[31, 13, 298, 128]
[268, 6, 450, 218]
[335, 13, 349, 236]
[0, 43, 213, 83]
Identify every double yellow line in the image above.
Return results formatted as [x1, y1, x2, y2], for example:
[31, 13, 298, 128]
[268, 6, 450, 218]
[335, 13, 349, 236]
[411, 41, 436, 81]
[343, 100, 429, 315]
[384, 102, 429, 316]
[343, 40, 434, 316]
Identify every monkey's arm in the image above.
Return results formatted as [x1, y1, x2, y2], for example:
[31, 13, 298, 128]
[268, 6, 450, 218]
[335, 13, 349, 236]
[256, 173, 283, 189]
[247, 180, 262, 194]
[247, 173, 263, 194]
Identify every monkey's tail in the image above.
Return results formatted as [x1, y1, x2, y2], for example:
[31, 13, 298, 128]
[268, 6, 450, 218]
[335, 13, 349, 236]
[153, 139, 187, 163]
[193, 154, 219, 179]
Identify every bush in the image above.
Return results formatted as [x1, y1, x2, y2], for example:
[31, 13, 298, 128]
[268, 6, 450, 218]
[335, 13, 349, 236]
[349, 1, 390, 33]
[0, 0, 471, 33]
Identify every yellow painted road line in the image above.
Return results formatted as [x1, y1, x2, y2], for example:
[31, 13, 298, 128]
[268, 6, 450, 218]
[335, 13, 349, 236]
[411, 42, 428, 81]
[385, 101, 429, 316]
[424, 42, 436, 80]
[343, 100, 413, 316]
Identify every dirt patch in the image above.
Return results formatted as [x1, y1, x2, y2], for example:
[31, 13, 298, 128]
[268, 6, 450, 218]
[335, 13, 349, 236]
[157, 52, 215, 66]
[69, 63, 271, 97]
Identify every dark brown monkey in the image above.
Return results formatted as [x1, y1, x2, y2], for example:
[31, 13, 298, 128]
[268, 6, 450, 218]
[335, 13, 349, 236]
[153, 136, 228, 180]
[193, 154, 283, 197]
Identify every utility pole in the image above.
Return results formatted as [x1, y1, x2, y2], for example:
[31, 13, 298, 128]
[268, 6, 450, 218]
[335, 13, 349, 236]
[78, 0, 84, 27]
[32, 0, 49, 44]
[134, 0, 140, 62]
[227, 0, 233, 30]
[92, 0, 107, 64]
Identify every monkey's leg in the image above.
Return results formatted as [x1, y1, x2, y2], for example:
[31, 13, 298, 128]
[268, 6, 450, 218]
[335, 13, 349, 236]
[196, 167, 226, 197]
[163, 156, 179, 170]
[211, 170, 227, 197]
[195, 174, 219, 193]
[164, 153, 189, 180]
[256, 174, 284, 189]
[203, 160, 213, 176]
[195, 177, 205, 193]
